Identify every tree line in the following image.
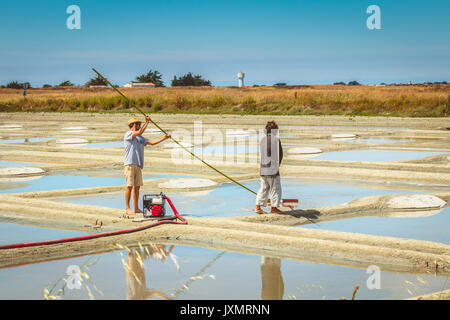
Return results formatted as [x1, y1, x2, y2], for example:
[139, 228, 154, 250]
[0, 69, 212, 89]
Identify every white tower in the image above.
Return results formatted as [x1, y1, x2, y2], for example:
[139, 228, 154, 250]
[237, 72, 245, 87]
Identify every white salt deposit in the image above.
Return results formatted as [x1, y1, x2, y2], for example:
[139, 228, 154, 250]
[0, 167, 45, 176]
[387, 194, 446, 210]
[0, 124, 22, 130]
[288, 147, 323, 154]
[62, 126, 89, 131]
[332, 133, 356, 138]
[158, 178, 217, 189]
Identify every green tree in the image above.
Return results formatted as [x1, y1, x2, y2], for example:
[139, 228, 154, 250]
[135, 70, 164, 87]
[6, 81, 23, 89]
[58, 80, 74, 87]
[171, 72, 211, 87]
[85, 75, 108, 86]
[42, 84, 52, 88]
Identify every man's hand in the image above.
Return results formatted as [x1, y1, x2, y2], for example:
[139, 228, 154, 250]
[164, 134, 171, 140]
[145, 115, 150, 123]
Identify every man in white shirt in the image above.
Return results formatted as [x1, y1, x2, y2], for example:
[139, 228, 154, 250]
[124, 116, 170, 215]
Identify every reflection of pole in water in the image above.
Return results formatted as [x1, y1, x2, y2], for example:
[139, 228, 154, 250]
[172, 251, 225, 299]
[122, 244, 225, 300]
[261, 257, 284, 300]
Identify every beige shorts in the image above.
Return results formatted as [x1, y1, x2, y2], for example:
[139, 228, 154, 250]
[124, 165, 143, 187]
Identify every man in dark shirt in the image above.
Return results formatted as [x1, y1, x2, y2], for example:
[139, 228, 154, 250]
[255, 121, 283, 214]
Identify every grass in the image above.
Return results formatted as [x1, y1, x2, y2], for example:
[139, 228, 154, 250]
[0, 84, 449, 117]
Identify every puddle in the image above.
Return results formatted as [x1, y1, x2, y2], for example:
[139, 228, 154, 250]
[57, 178, 443, 218]
[0, 171, 194, 194]
[299, 207, 450, 244]
[0, 175, 129, 194]
[0, 222, 86, 246]
[59, 167, 193, 180]
[0, 242, 447, 300]
[0, 138, 53, 144]
[313, 150, 444, 162]
[0, 160, 48, 167]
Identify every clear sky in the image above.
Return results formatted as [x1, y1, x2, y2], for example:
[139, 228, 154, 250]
[0, 0, 449, 87]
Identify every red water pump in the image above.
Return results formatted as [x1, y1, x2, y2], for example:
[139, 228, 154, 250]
[143, 192, 167, 218]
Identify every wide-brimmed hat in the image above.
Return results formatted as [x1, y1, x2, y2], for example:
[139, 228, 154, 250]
[128, 117, 142, 126]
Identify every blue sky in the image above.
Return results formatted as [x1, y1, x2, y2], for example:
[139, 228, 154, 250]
[0, 0, 449, 87]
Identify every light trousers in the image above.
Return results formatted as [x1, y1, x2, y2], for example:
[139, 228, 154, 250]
[255, 175, 282, 207]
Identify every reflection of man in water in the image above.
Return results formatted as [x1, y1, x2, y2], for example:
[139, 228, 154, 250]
[125, 244, 174, 300]
[260, 257, 284, 300]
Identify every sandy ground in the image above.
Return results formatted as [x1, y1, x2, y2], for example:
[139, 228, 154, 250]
[0, 113, 449, 298]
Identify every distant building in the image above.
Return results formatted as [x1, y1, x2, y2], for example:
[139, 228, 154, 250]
[123, 82, 155, 88]
[237, 72, 245, 87]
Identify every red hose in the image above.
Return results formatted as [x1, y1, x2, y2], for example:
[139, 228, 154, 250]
[0, 196, 187, 250]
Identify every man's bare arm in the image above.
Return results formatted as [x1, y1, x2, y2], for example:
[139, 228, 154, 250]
[146, 134, 171, 146]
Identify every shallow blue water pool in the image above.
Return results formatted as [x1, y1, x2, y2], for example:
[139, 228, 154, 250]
[300, 206, 450, 244]
[0, 241, 446, 300]
[314, 150, 444, 162]
[58, 178, 440, 218]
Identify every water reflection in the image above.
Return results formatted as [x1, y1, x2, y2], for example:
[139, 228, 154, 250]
[260, 257, 284, 300]
[124, 244, 174, 300]
[0, 239, 447, 299]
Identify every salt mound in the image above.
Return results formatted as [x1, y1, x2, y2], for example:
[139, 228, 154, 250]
[332, 133, 356, 139]
[62, 126, 89, 131]
[0, 167, 45, 176]
[56, 138, 89, 144]
[158, 178, 217, 189]
[288, 147, 322, 154]
[0, 124, 22, 130]
[387, 195, 446, 210]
